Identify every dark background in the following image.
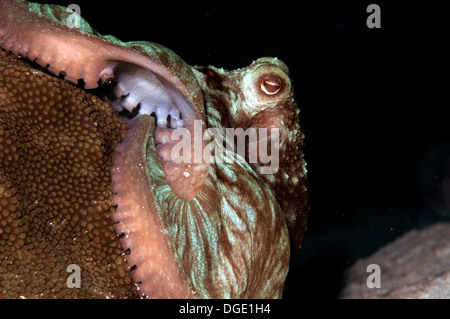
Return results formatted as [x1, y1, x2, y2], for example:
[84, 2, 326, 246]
[35, 0, 449, 298]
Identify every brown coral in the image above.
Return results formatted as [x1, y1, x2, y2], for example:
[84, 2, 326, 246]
[0, 49, 137, 298]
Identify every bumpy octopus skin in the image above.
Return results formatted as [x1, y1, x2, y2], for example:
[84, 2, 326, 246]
[0, 0, 308, 298]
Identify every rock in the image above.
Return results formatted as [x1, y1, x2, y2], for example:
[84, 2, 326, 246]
[340, 223, 449, 299]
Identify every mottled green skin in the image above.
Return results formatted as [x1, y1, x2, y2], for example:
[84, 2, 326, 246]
[114, 114, 289, 298]
[0, 0, 308, 298]
[193, 64, 309, 255]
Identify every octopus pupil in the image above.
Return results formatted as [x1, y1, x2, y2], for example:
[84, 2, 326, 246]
[260, 76, 282, 95]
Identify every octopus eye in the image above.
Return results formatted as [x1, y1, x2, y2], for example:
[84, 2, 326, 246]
[260, 76, 282, 95]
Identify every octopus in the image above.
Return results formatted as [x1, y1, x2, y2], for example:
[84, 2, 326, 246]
[0, 0, 308, 298]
